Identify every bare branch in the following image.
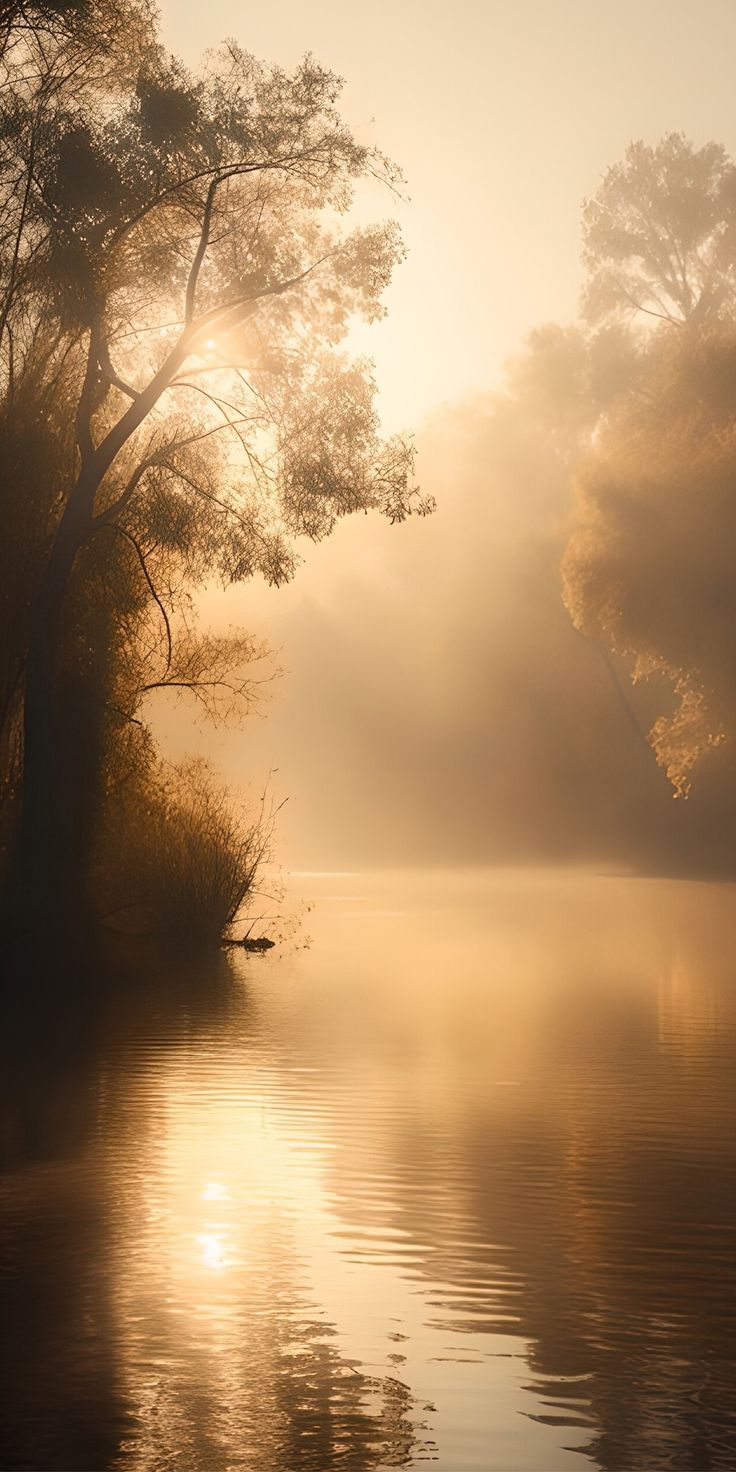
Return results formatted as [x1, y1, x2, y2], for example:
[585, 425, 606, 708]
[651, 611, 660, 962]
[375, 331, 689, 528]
[104, 522, 173, 677]
[617, 281, 684, 327]
[93, 455, 155, 528]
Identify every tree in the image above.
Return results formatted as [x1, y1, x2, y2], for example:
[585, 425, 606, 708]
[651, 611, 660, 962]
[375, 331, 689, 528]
[563, 321, 736, 798]
[0, 3, 430, 922]
[582, 133, 736, 328]
[563, 134, 736, 809]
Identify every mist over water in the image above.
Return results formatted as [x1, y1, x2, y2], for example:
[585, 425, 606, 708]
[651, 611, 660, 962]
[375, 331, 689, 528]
[3, 870, 736, 1471]
[172, 384, 736, 879]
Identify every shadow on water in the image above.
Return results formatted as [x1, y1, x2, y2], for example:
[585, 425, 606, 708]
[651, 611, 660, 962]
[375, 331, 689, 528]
[0, 936, 435, 1472]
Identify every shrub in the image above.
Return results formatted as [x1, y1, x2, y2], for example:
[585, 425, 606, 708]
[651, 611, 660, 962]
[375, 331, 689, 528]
[94, 757, 273, 945]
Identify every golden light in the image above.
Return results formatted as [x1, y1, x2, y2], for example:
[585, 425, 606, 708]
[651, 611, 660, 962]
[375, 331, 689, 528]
[201, 1181, 229, 1201]
[196, 1231, 228, 1271]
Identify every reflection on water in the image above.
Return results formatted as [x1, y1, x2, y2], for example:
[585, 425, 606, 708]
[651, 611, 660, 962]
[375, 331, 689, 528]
[2, 870, 736, 1470]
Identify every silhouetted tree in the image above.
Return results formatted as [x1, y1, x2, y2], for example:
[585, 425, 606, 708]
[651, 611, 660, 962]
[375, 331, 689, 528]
[0, 3, 429, 923]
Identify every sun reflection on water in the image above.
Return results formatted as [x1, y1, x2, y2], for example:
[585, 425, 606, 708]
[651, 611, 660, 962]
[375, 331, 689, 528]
[8, 872, 735, 1470]
[195, 1231, 228, 1271]
[201, 1181, 230, 1202]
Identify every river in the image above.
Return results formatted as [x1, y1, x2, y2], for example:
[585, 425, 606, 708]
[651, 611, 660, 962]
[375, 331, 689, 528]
[2, 869, 736, 1470]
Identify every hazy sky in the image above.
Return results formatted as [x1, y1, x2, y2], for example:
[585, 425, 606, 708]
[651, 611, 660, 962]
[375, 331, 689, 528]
[161, 0, 736, 428]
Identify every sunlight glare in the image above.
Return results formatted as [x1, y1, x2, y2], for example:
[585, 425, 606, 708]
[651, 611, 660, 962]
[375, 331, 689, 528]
[201, 1181, 229, 1201]
[196, 1232, 227, 1270]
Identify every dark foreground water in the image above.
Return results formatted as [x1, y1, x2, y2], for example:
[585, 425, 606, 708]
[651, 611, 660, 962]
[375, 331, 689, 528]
[2, 870, 736, 1471]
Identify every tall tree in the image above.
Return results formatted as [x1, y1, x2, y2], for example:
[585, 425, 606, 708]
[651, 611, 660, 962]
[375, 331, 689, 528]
[0, 3, 429, 920]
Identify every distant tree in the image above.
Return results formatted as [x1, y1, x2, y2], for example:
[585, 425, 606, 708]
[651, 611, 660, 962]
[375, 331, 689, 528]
[502, 320, 638, 458]
[563, 135, 736, 805]
[582, 133, 736, 327]
[0, 3, 429, 920]
[563, 322, 736, 798]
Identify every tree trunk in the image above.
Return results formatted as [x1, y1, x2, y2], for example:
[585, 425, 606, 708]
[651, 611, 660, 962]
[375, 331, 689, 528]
[16, 466, 100, 927]
[10, 335, 187, 930]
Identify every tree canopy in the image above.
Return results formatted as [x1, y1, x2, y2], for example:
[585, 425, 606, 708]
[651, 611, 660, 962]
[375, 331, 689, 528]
[564, 323, 736, 797]
[566, 135, 736, 802]
[582, 133, 736, 327]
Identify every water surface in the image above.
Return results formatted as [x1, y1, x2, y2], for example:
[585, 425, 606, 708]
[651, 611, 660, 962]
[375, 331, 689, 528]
[2, 869, 736, 1470]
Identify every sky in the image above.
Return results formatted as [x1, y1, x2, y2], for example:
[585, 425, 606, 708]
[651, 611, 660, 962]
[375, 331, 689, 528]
[155, 0, 736, 869]
[161, 0, 736, 430]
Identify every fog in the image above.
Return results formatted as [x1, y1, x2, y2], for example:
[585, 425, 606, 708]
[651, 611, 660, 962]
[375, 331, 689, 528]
[152, 0, 736, 876]
[154, 355, 736, 874]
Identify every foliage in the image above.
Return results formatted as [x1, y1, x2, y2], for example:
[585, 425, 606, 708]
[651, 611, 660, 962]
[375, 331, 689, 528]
[563, 323, 736, 796]
[563, 133, 736, 802]
[0, 0, 430, 928]
[94, 757, 275, 943]
[582, 133, 736, 327]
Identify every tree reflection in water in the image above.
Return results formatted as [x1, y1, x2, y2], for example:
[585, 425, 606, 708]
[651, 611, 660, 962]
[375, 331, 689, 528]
[0, 943, 435, 1471]
[2, 873, 736, 1471]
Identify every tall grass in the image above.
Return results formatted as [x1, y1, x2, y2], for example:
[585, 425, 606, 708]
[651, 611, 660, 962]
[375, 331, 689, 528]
[94, 758, 275, 946]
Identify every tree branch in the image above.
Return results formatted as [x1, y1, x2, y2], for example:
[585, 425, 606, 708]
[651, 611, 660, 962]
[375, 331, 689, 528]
[93, 456, 155, 528]
[184, 173, 221, 323]
[103, 522, 172, 677]
[86, 251, 334, 515]
[0, 117, 34, 347]
[75, 324, 102, 464]
[106, 150, 332, 253]
[177, 251, 336, 349]
[96, 336, 140, 400]
[617, 281, 684, 326]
